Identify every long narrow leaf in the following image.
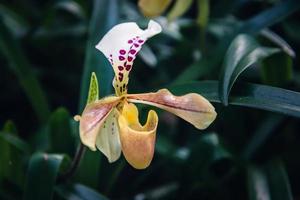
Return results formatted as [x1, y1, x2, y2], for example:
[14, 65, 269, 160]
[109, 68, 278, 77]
[247, 166, 271, 200]
[247, 160, 293, 200]
[266, 160, 293, 200]
[169, 81, 300, 118]
[260, 29, 295, 57]
[0, 17, 50, 123]
[219, 34, 279, 105]
[173, 0, 300, 84]
[239, 0, 300, 34]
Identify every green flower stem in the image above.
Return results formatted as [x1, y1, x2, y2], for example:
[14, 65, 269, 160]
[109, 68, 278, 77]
[197, 0, 210, 52]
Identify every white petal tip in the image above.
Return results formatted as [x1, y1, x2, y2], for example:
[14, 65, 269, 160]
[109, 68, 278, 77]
[148, 20, 162, 35]
[95, 43, 102, 52]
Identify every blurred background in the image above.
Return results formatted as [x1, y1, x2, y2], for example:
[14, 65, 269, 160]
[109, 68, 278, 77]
[1, 0, 300, 199]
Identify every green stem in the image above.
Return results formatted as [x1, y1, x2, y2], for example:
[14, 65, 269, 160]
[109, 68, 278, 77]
[197, 0, 210, 52]
[57, 143, 86, 183]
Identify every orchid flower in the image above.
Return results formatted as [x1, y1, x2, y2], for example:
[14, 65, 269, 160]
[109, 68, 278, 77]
[75, 20, 217, 169]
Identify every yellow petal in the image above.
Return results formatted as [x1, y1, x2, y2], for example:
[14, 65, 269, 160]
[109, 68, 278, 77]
[138, 0, 172, 18]
[118, 103, 158, 169]
[96, 108, 121, 163]
[127, 89, 216, 129]
[79, 96, 121, 151]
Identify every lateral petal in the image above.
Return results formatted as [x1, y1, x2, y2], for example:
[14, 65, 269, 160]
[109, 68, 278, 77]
[79, 96, 121, 151]
[127, 89, 217, 129]
[118, 103, 158, 169]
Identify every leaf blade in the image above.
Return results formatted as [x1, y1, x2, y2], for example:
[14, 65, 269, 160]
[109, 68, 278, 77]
[23, 153, 69, 200]
[169, 80, 300, 118]
[0, 16, 50, 123]
[219, 34, 279, 105]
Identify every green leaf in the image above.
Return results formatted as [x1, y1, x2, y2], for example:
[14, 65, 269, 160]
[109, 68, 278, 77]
[55, 183, 109, 200]
[261, 52, 293, 87]
[87, 72, 99, 104]
[239, 0, 300, 35]
[242, 114, 284, 160]
[219, 34, 279, 105]
[0, 4, 29, 36]
[173, 0, 300, 84]
[48, 108, 75, 156]
[247, 166, 271, 200]
[0, 131, 30, 154]
[78, 0, 118, 111]
[75, 151, 101, 189]
[169, 80, 300, 118]
[247, 160, 293, 200]
[182, 133, 232, 191]
[139, 44, 158, 67]
[260, 29, 295, 57]
[0, 16, 51, 123]
[2, 120, 18, 135]
[0, 133, 12, 183]
[187, 133, 231, 171]
[0, 131, 29, 188]
[54, 1, 86, 19]
[172, 58, 215, 84]
[23, 153, 70, 200]
[219, 34, 258, 104]
[167, 0, 193, 22]
[266, 160, 293, 200]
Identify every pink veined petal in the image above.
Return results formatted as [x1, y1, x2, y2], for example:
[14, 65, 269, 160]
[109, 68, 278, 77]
[127, 89, 217, 130]
[78, 96, 121, 151]
[95, 20, 162, 96]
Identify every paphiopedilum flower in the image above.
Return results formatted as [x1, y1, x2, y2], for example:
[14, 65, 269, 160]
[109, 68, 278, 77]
[76, 20, 217, 169]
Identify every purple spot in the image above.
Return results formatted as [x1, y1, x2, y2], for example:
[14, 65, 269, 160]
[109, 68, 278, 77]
[128, 56, 133, 62]
[125, 65, 132, 71]
[119, 56, 125, 61]
[138, 40, 144, 43]
[128, 40, 133, 44]
[129, 49, 136, 54]
[110, 54, 112, 57]
[118, 66, 124, 71]
[134, 43, 139, 48]
[119, 49, 126, 55]
[118, 73, 123, 81]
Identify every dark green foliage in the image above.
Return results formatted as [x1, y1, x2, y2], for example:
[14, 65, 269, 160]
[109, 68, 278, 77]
[0, 0, 300, 199]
